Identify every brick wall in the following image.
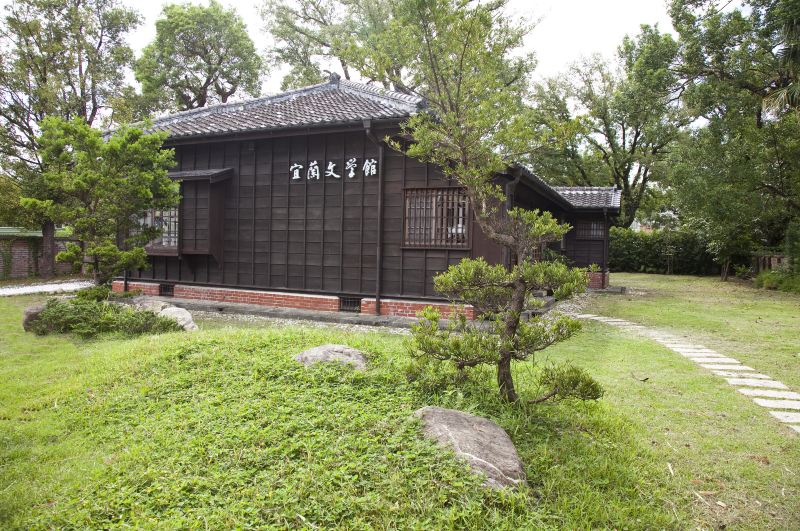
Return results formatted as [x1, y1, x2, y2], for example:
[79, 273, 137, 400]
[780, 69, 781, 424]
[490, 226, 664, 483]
[587, 271, 609, 290]
[111, 280, 161, 296]
[0, 237, 73, 279]
[361, 298, 475, 319]
[173, 284, 340, 312]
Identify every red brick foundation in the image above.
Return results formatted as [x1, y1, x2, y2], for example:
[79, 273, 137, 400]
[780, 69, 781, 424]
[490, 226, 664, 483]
[361, 298, 475, 319]
[587, 271, 609, 290]
[111, 280, 160, 296]
[173, 284, 340, 312]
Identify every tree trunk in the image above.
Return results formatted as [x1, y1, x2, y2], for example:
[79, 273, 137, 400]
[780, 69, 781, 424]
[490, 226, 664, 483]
[497, 279, 526, 402]
[40, 220, 56, 279]
[720, 260, 730, 281]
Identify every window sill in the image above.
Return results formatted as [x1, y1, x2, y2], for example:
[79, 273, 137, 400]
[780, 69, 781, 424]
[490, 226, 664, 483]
[145, 245, 179, 257]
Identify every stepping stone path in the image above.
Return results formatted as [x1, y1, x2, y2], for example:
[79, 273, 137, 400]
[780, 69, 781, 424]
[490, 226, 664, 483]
[575, 313, 800, 436]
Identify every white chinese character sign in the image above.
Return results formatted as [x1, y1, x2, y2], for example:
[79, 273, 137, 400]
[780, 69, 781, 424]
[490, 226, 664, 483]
[289, 158, 378, 181]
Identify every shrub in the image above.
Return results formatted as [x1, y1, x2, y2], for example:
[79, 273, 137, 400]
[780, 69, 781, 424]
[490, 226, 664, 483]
[75, 285, 112, 302]
[609, 227, 718, 275]
[29, 299, 183, 338]
[754, 270, 800, 294]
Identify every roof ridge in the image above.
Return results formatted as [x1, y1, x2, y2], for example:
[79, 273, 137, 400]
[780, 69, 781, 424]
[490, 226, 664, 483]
[150, 81, 334, 127]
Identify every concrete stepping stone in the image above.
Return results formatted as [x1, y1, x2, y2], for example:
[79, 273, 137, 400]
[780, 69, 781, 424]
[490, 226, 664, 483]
[691, 357, 741, 364]
[769, 411, 800, 424]
[789, 425, 800, 434]
[752, 398, 800, 410]
[712, 370, 771, 378]
[681, 352, 727, 359]
[725, 378, 787, 389]
[701, 364, 755, 371]
[738, 388, 800, 399]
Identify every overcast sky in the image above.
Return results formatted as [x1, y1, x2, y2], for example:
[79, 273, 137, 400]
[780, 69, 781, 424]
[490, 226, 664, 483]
[120, 0, 676, 95]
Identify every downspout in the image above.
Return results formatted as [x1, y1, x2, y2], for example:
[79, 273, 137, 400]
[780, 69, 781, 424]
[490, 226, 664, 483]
[603, 207, 609, 288]
[364, 119, 385, 315]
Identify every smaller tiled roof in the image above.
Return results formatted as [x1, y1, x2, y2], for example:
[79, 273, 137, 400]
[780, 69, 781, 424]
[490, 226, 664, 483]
[149, 74, 425, 139]
[167, 168, 234, 182]
[553, 186, 622, 210]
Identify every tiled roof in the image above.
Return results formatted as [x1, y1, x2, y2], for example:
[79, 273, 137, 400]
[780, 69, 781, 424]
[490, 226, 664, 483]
[149, 75, 424, 139]
[553, 186, 622, 210]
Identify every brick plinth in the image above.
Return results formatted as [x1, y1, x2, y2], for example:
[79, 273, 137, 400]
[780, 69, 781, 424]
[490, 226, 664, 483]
[361, 298, 475, 319]
[173, 284, 340, 312]
[111, 280, 160, 296]
[587, 271, 609, 290]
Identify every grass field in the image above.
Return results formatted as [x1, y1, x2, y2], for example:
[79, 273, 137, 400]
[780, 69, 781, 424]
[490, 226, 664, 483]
[1, 274, 798, 529]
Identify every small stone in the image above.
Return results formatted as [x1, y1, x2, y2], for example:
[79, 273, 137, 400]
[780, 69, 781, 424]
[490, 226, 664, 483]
[22, 304, 45, 332]
[294, 344, 367, 370]
[769, 411, 800, 424]
[413, 406, 526, 489]
[725, 378, 787, 389]
[701, 364, 755, 371]
[158, 306, 199, 331]
[738, 389, 800, 399]
[752, 398, 800, 410]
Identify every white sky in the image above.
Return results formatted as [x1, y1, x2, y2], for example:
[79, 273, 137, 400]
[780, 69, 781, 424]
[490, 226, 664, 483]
[121, 0, 676, 95]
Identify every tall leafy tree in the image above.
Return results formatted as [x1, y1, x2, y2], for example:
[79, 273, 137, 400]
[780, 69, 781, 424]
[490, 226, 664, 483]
[261, 0, 412, 92]
[136, 1, 263, 111]
[0, 0, 140, 276]
[531, 26, 686, 228]
[26, 117, 178, 284]
[335, 0, 594, 403]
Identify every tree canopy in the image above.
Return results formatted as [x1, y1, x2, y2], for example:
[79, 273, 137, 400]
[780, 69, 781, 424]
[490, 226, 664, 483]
[136, 0, 263, 111]
[25, 117, 178, 284]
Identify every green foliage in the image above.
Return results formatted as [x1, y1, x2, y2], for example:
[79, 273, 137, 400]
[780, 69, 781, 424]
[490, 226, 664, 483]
[538, 363, 605, 402]
[29, 298, 182, 339]
[136, 0, 263, 110]
[754, 270, 800, 294]
[609, 227, 717, 275]
[24, 117, 178, 284]
[75, 285, 113, 302]
[529, 25, 685, 228]
[785, 220, 800, 273]
[410, 249, 589, 402]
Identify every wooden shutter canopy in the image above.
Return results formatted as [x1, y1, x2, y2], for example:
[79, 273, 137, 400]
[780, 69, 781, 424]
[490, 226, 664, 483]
[167, 168, 233, 265]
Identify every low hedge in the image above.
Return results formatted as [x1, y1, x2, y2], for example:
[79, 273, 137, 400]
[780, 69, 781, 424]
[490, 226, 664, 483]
[609, 227, 717, 275]
[29, 298, 183, 339]
[754, 270, 800, 294]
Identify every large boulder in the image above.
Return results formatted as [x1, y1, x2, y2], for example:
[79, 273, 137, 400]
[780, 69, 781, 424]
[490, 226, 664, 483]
[294, 344, 368, 371]
[132, 296, 171, 314]
[158, 306, 199, 332]
[413, 406, 526, 490]
[22, 304, 46, 332]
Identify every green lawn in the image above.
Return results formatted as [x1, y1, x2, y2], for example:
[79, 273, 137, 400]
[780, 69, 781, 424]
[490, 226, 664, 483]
[1, 276, 798, 529]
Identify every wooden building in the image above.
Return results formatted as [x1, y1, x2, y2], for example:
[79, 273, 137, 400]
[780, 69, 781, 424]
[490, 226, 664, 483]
[114, 75, 620, 317]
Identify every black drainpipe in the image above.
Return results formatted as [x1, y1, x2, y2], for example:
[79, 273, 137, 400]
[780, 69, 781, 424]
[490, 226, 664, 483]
[603, 207, 609, 286]
[364, 119, 385, 315]
[123, 268, 129, 292]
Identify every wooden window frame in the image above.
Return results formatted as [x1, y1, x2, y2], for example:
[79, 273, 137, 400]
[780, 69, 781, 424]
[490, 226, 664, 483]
[143, 207, 180, 256]
[402, 187, 471, 249]
[574, 220, 606, 240]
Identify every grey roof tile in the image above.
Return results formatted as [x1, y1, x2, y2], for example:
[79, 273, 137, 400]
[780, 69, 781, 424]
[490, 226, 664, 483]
[553, 186, 622, 210]
[150, 76, 424, 139]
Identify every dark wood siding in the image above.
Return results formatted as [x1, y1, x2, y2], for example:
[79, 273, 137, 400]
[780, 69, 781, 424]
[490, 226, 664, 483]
[133, 127, 610, 297]
[134, 127, 466, 299]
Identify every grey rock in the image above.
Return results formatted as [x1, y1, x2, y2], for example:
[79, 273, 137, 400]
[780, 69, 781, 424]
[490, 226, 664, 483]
[294, 344, 368, 370]
[22, 304, 46, 332]
[132, 296, 171, 314]
[413, 406, 526, 490]
[158, 306, 198, 332]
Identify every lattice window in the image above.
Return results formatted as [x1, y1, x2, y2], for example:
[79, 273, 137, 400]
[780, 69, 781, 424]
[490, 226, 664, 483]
[143, 208, 179, 247]
[575, 220, 605, 240]
[404, 188, 470, 248]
